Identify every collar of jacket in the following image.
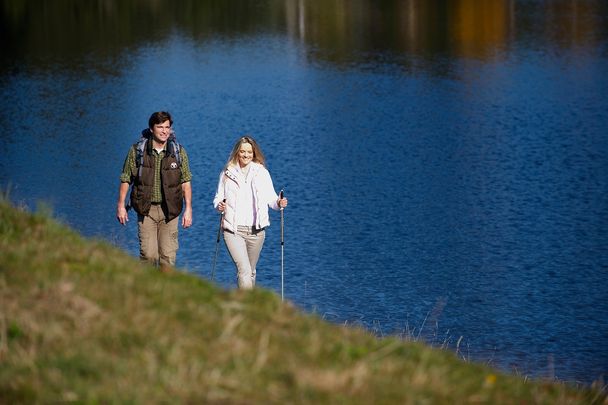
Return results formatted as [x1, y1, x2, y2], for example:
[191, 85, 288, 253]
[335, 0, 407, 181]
[224, 162, 262, 183]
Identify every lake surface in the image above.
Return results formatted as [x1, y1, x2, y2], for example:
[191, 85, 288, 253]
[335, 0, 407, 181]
[1, 0, 607, 384]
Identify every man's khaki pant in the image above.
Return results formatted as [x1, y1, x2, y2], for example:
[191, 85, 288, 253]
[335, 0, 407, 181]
[138, 204, 179, 268]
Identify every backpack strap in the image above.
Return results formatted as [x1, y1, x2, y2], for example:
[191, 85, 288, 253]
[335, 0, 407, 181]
[167, 133, 182, 167]
[135, 136, 148, 178]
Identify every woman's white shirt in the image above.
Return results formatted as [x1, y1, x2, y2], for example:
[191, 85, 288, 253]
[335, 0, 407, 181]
[234, 166, 255, 226]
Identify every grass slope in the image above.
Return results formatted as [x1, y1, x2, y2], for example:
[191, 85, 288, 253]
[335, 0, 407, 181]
[0, 200, 605, 404]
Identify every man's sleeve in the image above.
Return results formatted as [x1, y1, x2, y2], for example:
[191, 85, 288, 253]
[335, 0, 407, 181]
[179, 147, 193, 183]
[119, 147, 136, 183]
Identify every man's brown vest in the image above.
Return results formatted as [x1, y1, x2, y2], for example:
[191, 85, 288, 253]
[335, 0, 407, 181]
[130, 143, 183, 222]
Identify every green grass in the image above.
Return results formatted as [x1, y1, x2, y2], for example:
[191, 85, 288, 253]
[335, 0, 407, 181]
[0, 199, 605, 404]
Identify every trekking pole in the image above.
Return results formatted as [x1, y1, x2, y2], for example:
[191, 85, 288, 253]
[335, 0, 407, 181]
[211, 199, 225, 281]
[279, 189, 285, 301]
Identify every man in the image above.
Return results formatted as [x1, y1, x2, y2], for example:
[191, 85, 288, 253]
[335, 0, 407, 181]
[116, 111, 193, 272]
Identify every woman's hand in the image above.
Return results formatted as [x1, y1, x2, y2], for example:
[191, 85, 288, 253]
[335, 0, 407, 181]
[278, 197, 288, 209]
[217, 200, 226, 212]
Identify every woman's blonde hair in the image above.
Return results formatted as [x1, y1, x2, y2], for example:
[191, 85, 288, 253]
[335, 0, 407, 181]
[226, 135, 266, 168]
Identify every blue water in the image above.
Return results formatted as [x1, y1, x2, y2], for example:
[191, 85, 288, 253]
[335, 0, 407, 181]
[2, 14, 608, 385]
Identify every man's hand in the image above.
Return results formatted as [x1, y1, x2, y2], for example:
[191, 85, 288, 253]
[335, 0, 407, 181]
[116, 182, 130, 225]
[181, 181, 192, 229]
[182, 207, 192, 228]
[117, 204, 129, 225]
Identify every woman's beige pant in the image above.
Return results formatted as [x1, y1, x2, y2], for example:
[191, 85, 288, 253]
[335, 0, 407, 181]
[138, 204, 179, 268]
[223, 226, 266, 289]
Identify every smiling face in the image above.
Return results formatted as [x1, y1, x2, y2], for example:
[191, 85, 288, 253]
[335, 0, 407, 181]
[151, 119, 171, 146]
[227, 135, 266, 169]
[237, 142, 254, 168]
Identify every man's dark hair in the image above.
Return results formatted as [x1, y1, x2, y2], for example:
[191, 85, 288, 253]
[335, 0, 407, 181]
[148, 111, 173, 128]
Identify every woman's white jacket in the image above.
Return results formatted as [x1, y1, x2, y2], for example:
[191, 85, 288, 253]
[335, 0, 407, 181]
[213, 162, 280, 233]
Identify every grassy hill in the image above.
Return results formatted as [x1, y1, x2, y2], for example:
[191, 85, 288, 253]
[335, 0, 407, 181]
[0, 199, 605, 404]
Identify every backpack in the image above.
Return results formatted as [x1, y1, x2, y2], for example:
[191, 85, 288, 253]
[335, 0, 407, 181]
[135, 128, 181, 178]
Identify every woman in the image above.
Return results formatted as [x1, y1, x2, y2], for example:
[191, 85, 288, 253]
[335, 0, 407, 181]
[213, 136, 288, 289]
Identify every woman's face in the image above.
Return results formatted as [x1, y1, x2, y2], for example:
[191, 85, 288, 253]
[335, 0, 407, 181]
[238, 142, 254, 167]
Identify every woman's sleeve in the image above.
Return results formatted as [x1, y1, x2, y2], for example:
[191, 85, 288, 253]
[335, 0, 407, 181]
[262, 169, 280, 211]
[213, 171, 225, 209]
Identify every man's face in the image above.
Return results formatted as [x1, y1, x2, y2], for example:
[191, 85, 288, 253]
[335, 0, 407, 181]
[151, 120, 171, 144]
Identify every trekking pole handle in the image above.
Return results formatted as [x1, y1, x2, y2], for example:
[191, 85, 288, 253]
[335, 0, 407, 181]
[216, 199, 225, 243]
